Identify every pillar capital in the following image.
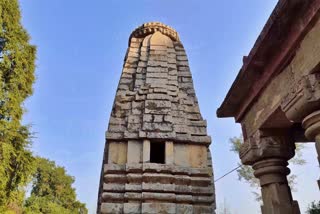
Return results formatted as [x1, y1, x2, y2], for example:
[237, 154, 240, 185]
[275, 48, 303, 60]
[253, 158, 290, 186]
[240, 130, 295, 165]
[302, 110, 320, 140]
[302, 110, 320, 189]
[253, 158, 300, 214]
[281, 73, 320, 122]
[240, 130, 300, 214]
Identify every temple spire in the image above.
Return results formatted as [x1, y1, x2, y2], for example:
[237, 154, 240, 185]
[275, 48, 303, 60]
[98, 22, 216, 214]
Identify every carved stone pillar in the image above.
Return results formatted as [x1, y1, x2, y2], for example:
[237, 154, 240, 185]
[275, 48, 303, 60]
[240, 131, 300, 214]
[302, 110, 320, 189]
[281, 72, 320, 190]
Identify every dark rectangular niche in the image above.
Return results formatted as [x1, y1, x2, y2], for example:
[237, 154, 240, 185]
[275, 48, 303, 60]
[150, 142, 165, 164]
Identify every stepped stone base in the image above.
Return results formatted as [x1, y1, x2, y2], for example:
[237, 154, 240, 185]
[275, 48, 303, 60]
[100, 163, 215, 214]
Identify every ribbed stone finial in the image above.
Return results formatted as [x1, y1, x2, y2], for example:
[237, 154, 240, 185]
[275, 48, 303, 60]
[129, 22, 180, 43]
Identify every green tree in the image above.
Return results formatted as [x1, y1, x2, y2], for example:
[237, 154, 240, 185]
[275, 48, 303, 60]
[0, 0, 36, 212]
[307, 201, 320, 214]
[229, 136, 306, 201]
[24, 157, 88, 214]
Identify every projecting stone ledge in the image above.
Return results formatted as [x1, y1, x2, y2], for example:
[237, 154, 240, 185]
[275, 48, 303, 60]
[106, 131, 211, 144]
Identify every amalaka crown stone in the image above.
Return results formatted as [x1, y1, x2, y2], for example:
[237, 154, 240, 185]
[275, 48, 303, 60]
[129, 22, 180, 44]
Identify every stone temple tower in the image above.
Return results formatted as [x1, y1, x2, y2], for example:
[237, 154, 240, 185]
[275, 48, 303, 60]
[97, 22, 216, 214]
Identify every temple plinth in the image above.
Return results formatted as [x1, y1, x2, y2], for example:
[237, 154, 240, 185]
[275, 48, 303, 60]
[97, 22, 216, 214]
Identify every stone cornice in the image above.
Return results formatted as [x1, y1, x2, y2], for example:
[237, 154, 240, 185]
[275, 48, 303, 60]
[217, 0, 320, 121]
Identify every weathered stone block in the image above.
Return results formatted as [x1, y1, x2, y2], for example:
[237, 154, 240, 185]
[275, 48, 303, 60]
[175, 50, 187, 56]
[164, 115, 173, 123]
[176, 194, 193, 203]
[130, 41, 141, 48]
[153, 87, 168, 94]
[143, 114, 153, 122]
[103, 183, 125, 192]
[124, 203, 141, 214]
[104, 164, 126, 174]
[147, 60, 168, 67]
[146, 72, 168, 79]
[186, 113, 202, 120]
[101, 192, 125, 201]
[118, 84, 130, 90]
[135, 94, 146, 101]
[132, 101, 143, 109]
[101, 203, 123, 214]
[124, 192, 142, 201]
[165, 141, 174, 164]
[123, 130, 138, 138]
[174, 124, 189, 133]
[125, 184, 142, 192]
[138, 88, 148, 95]
[127, 51, 139, 58]
[190, 126, 207, 136]
[142, 192, 175, 201]
[143, 139, 150, 163]
[145, 100, 171, 109]
[193, 205, 213, 214]
[147, 93, 171, 100]
[123, 68, 136, 74]
[108, 142, 127, 164]
[142, 203, 176, 214]
[175, 184, 192, 194]
[139, 130, 147, 138]
[143, 163, 173, 173]
[132, 108, 142, 115]
[127, 140, 142, 163]
[153, 114, 163, 122]
[147, 131, 176, 139]
[142, 122, 172, 132]
[188, 145, 208, 168]
[147, 66, 167, 73]
[128, 115, 141, 124]
[190, 120, 207, 127]
[190, 135, 211, 144]
[108, 124, 126, 133]
[176, 204, 193, 214]
[142, 182, 175, 192]
[126, 170, 142, 179]
[146, 77, 168, 85]
[104, 174, 127, 184]
[138, 58, 148, 66]
[177, 55, 188, 61]
[115, 101, 132, 110]
[168, 57, 177, 64]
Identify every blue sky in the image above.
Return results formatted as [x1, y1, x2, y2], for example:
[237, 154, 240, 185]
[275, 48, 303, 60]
[19, 0, 319, 213]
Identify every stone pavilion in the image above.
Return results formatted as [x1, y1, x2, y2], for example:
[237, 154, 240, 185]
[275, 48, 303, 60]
[218, 0, 320, 213]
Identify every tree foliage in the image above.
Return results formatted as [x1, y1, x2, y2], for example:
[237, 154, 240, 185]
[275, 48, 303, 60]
[0, 1, 87, 213]
[0, 0, 36, 211]
[24, 157, 88, 214]
[229, 136, 306, 201]
[307, 201, 320, 214]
